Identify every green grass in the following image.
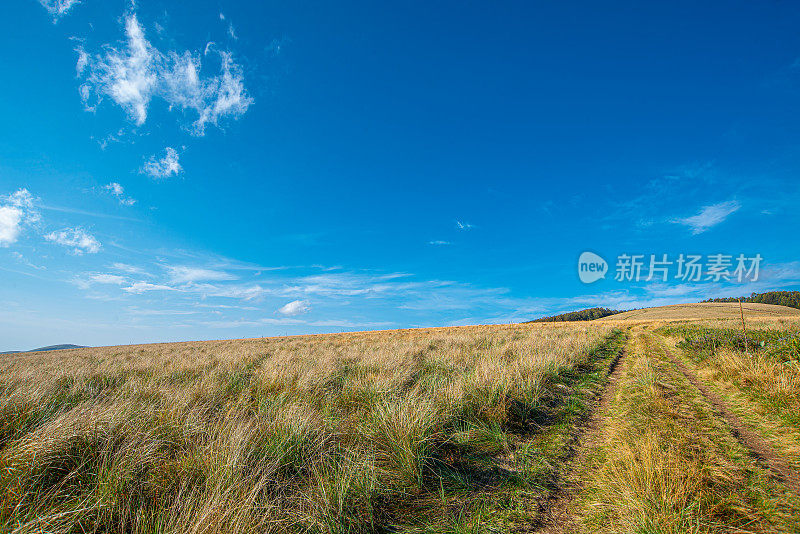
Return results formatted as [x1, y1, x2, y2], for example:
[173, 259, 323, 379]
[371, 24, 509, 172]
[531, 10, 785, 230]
[659, 324, 800, 362]
[658, 324, 800, 430]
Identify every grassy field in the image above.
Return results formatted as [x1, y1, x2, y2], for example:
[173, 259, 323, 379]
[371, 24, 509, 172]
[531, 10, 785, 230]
[0, 323, 628, 533]
[1, 304, 799, 533]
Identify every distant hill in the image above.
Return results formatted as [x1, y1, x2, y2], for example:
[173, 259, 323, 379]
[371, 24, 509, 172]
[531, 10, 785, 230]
[702, 291, 800, 310]
[529, 307, 624, 322]
[597, 302, 800, 321]
[1, 344, 86, 355]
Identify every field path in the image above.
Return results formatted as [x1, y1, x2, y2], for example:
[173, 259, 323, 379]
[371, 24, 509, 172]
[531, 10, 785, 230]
[657, 334, 800, 494]
[534, 343, 629, 533]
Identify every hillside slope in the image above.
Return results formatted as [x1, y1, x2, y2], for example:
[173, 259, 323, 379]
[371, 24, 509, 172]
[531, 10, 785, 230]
[597, 302, 800, 321]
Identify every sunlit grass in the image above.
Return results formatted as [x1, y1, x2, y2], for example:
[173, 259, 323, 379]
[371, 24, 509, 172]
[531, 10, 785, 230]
[580, 331, 800, 533]
[0, 323, 617, 533]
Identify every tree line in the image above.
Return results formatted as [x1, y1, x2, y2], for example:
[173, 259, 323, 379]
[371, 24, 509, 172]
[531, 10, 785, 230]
[701, 290, 800, 310]
[528, 307, 623, 323]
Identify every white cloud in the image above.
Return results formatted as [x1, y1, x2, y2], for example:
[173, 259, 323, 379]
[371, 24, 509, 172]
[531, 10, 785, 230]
[79, 15, 157, 125]
[176, 49, 252, 135]
[278, 300, 311, 316]
[123, 281, 177, 294]
[142, 147, 182, 178]
[166, 265, 237, 284]
[78, 14, 252, 135]
[6, 189, 36, 210]
[103, 182, 136, 205]
[189, 282, 270, 301]
[0, 189, 40, 247]
[111, 262, 150, 276]
[672, 200, 741, 234]
[0, 207, 23, 247]
[456, 221, 474, 230]
[73, 272, 128, 290]
[39, 0, 80, 21]
[75, 48, 89, 75]
[44, 227, 101, 254]
[105, 182, 123, 195]
[91, 273, 127, 285]
[429, 240, 450, 246]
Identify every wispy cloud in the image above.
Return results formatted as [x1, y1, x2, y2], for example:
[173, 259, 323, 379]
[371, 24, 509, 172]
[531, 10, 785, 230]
[287, 272, 418, 298]
[166, 265, 237, 284]
[142, 147, 182, 179]
[218, 12, 238, 40]
[38, 0, 80, 22]
[672, 200, 741, 234]
[759, 261, 800, 283]
[122, 281, 177, 294]
[278, 300, 310, 316]
[111, 262, 150, 276]
[73, 250, 793, 335]
[103, 182, 136, 205]
[127, 307, 199, 316]
[78, 13, 252, 135]
[11, 252, 45, 270]
[429, 240, 450, 246]
[44, 227, 101, 254]
[0, 189, 40, 247]
[40, 204, 142, 222]
[455, 220, 474, 230]
[90, 273, 127, 285]
[190, 283, 271, 301]
[309, 319, 393, 328]
[78, 14, 155, 125]
[602, 162, 718, 230]
[71, 261, 516, 317]
[73, 272, 128, 290]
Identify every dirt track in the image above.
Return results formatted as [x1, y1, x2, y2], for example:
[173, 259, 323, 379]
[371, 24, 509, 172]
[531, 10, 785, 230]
[663, 343, 800, 493]
[534, 326, 800, 533]
[535, 346, 628, 533]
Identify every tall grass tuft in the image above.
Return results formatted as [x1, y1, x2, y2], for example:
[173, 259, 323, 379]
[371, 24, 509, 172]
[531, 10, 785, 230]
[0, 323, 613, 532]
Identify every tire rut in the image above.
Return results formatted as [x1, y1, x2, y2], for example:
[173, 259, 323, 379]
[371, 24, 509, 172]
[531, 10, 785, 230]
[659, 335, 800, 493]
[533, 345, 628, 533]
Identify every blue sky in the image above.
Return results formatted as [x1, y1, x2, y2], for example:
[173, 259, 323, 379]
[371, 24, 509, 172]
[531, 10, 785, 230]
[2, 0, 800, 349]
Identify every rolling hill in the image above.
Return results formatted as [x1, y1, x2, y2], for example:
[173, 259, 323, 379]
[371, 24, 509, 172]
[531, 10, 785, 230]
[0, 344, 86, 355]
[596, 301, 800, 321]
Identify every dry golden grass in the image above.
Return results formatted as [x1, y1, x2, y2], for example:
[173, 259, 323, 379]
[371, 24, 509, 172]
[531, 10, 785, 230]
[0, 323, 616, 533]
[598, 302, 800, 322]
[691, 348, 800, 418]
[660, 320, 800, 475]
[580, 330, 800, 533]
[6, 304, 797, 533]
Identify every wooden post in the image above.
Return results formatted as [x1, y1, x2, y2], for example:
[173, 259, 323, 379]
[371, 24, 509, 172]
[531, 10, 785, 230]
[738, 298, 750, 356]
